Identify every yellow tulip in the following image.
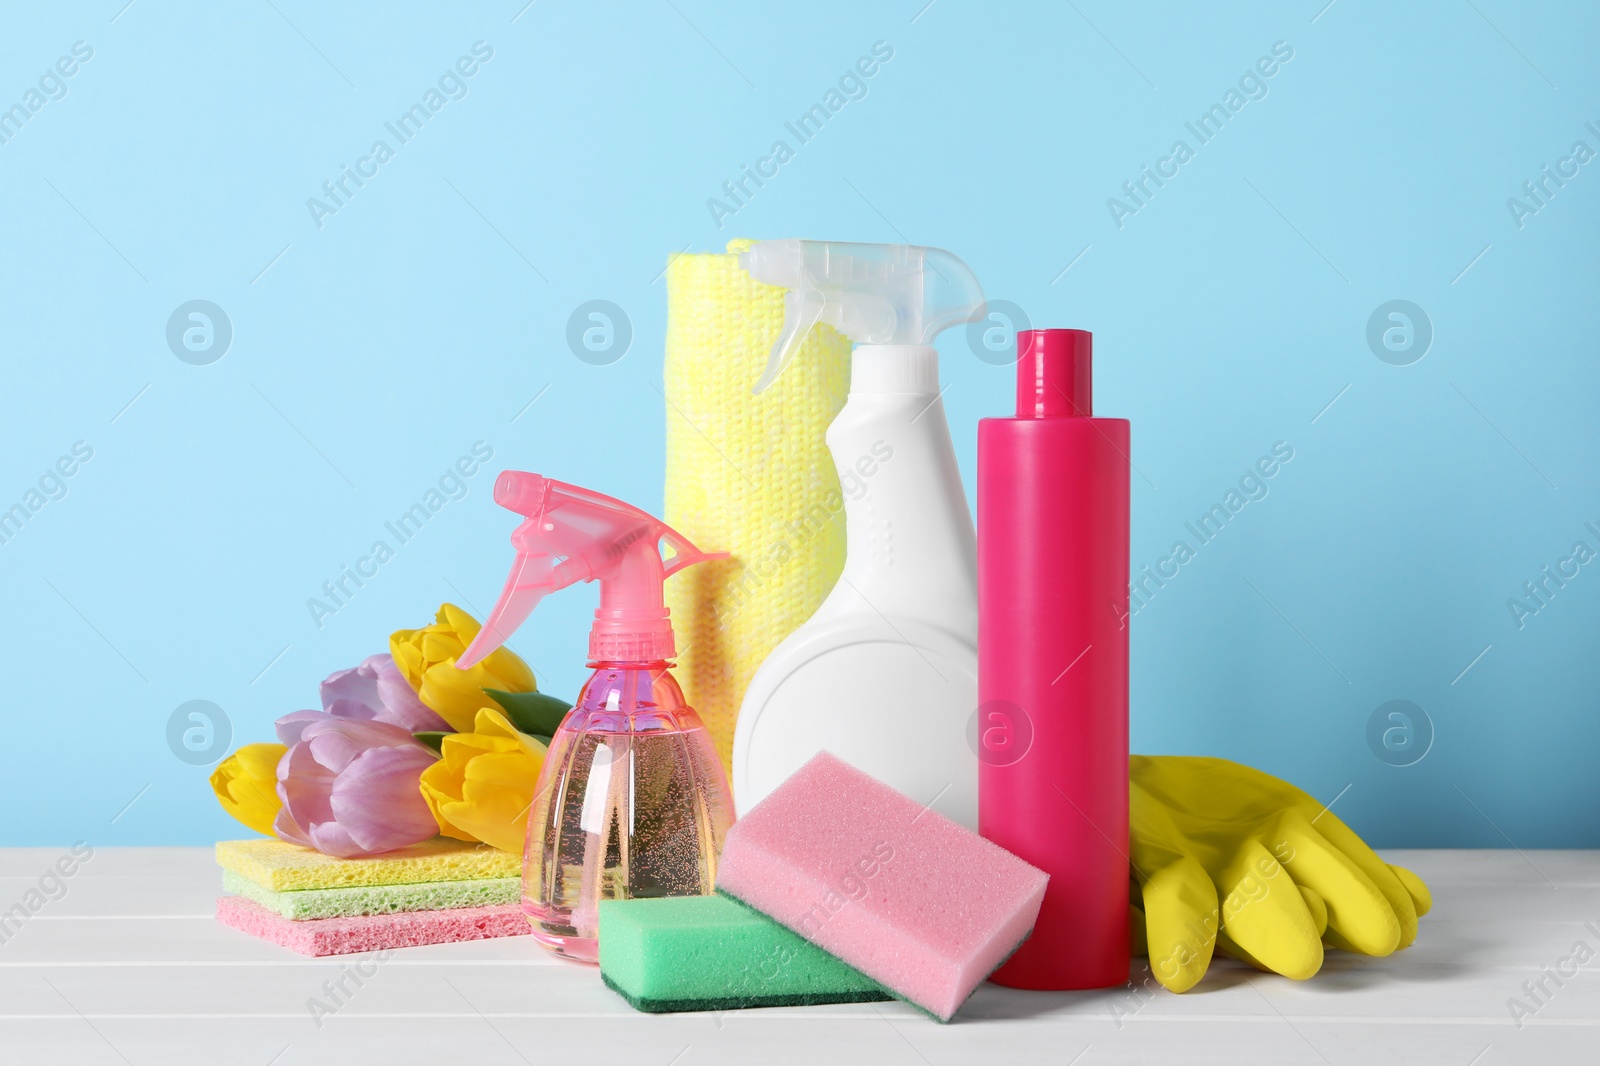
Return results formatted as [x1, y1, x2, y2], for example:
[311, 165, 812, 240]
[209, 743, 287, 836]
[419, 707, 547, 854]
[390, 603, 536, 733]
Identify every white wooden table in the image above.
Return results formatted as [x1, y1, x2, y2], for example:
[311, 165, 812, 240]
[0, 848, 1592, 1064]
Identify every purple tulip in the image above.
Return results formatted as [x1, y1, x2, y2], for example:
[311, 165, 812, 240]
[319, 653, 452, 734]
[272, 715, 439, 857]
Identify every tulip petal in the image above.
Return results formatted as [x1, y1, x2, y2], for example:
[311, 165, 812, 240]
[482, 646, 537, 694]
[210, 743, 287, 837]
[371, 654, 452, 732]
[390, 638, 425, 687]
[329, 745, 441, 853]
[473, 707, 549, 760]
[454, 753, 542, 853]
[320, 653, 453, 733]
[273, 805, 315, 849]
[418, 765, 482, 843]
[463, 750, 542, 792]
[303, 717, 423, 773]
[306, 819, 366, 859]
[323, 698, 381, 723]
[320, 661, 380, 715]
[234, 742, 289, 780]
[392, 604, 537, 734]
[426, 805, 480, 844]
[421, 630, 463, 662]
[440, 603, 480, 641]
[277, 741, 337, 831]
[304, 728, 368, 775]
[274, 709, 326, 746]
[418, 711, 548, 853]
[436, 799, 527, 854]
[417, 667, 491, 734]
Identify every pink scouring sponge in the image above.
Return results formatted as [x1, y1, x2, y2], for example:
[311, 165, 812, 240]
[216, 896, 529, 957]
[716, 752, 1048, 1021]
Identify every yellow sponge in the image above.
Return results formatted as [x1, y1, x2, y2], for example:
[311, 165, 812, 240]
[663, 240, 851, 773]
[216, 837, 519, 892]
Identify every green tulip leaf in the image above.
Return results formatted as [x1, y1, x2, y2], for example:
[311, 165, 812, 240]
[413, 731, 449, 754]
[487, 688, 572, 738]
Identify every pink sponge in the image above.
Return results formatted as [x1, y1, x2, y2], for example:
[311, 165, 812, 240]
[717, 752, 1048, 1021]
[216, 896, 529, 957]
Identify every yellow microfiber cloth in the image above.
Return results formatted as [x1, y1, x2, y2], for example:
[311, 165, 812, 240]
[663, 239, 851, 773]
[216, 837, 519, 892]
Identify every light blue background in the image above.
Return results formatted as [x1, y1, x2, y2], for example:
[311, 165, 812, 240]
[2, 1, 1594, 848]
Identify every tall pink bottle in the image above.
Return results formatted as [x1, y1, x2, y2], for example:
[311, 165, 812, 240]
[980, 328, 1130, 990]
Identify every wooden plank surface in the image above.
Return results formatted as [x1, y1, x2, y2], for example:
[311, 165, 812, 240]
[0, 848, 1593, 1064]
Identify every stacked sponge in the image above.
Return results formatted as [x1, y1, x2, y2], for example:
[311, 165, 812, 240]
[600, 753, 1049, 1021]
[214, 837, 529, 957]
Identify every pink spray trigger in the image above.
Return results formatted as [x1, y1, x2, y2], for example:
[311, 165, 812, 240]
[456, 473, 723, 670]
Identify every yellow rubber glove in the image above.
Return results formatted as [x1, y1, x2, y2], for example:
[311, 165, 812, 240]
[1130, 755, 1432, 993]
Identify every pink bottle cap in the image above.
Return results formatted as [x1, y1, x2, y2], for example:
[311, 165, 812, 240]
[1016, 329, 1092, 419]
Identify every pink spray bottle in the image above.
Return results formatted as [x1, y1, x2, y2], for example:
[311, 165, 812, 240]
[979, 329, 1130, 989]
[456, 472, 733, 962]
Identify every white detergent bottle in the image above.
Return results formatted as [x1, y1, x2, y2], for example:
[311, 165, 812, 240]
[732, 240, 984, 828]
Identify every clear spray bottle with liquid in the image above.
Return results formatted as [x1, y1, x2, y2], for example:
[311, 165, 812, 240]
[456, 473, 733, 962]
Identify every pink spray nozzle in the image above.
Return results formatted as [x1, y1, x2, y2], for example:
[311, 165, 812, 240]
[456, 473, 723, 671]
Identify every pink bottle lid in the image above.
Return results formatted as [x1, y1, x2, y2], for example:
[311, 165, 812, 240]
[1016, 328, 1092, 419]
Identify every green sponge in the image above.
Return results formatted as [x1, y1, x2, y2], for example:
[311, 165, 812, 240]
[222, 870, 520, 920]
[598, 895, 889, 1013]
